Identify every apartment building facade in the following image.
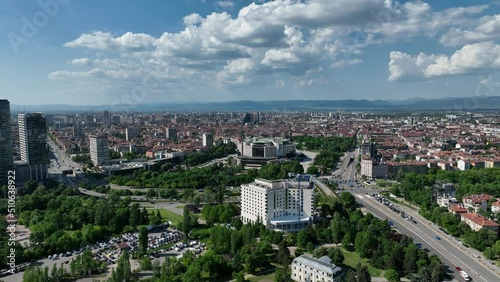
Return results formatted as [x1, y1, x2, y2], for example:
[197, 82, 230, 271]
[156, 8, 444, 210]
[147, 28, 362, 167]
[240, 178, 314, 232]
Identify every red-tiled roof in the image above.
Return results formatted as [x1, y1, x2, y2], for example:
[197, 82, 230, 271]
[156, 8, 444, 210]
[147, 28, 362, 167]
[448, 204, 467, 213]
[461, 213, 499, 227]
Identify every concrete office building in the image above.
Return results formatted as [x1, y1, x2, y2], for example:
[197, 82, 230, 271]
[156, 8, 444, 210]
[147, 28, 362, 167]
[239, 137, 295, 158]
[203, 133, 214, 148]
[240, 178, 314, 232]
[18, 113, 48, 181]
[90, 135, 109, 166]
[0, 100, 13, 186]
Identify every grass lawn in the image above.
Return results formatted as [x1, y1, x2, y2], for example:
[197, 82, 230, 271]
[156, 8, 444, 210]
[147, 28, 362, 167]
[147, 208, 183, 225]
[341, 247, 384, 277]
[175, 204, 185, 209]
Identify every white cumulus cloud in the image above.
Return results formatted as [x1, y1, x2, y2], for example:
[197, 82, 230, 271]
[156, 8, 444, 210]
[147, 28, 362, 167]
[389, 42, 500, 81]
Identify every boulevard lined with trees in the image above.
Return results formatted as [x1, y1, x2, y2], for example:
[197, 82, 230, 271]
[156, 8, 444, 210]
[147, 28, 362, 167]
[392, 168, 500, 260]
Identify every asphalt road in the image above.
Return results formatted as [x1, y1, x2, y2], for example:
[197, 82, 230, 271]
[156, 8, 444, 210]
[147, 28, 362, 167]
[47, 137, 81, 174]
[319, 147, 500, 282]
[354, 193, 500, 282]
[394, 200, 500, 281]
[297, 150, 318, 173]
[196, 154, 238, 168]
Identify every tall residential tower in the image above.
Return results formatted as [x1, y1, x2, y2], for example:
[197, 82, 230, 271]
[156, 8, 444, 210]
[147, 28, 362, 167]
[89, 135, 109, 166]
[0, 100, 13, 186]
[18, 113, 49, 181]
[19, 113, 48, 164]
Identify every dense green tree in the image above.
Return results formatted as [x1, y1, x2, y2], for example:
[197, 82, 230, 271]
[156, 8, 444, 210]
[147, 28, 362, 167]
[356, 263, 372, 282]
[111, 250, 131, 282]
[384, 269, 400, 282]
[139, 227, 149, 255]
[345, 270, 357, 282]
[331, 212, 344, 243]
[277, 240, 291, 267]
[328, 247, 345, 266]
[182, 262, 203, 282]
[404, 245, 419, 275]
[274, 267, 292, 282]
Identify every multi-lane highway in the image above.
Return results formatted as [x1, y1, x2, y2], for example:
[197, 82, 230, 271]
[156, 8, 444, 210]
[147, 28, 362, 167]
[324, 148, 500, 282]
[47, 137, 81, 174]
[354, 193, 500, 282]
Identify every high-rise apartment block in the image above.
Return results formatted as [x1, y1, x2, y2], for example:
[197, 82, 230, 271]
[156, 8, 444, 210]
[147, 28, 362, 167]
[203, 133, 214, 148]
[18, 113, 49, 181]
[240, 178, 314, 232]
[125, 128, 139, 141]
[103, 110, 111, 128]
[166, 127, 177, 140]
[89, 135, 109, 166]
[0, 100, 13, 186]
[19, 113, 48, 164]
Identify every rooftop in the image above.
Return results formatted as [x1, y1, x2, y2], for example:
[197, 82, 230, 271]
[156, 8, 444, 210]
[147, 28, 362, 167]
[292, 255, 342, 276]
[461, 213, 499, 227]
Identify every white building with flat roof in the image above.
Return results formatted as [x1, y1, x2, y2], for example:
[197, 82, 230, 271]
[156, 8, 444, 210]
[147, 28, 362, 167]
[240, 177, 314, 232]
[291, 255, 343, 282]
[239, 137, 295, 158]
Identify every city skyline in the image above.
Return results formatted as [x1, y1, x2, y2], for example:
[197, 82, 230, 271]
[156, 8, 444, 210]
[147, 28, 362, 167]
[1, 0, 500, 105]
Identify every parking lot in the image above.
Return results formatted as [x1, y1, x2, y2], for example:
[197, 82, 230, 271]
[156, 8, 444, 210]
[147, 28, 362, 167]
[0, 226, 204, 282]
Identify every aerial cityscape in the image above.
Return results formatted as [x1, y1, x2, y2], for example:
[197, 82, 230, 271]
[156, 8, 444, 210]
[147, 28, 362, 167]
[1, 1, 500, 282]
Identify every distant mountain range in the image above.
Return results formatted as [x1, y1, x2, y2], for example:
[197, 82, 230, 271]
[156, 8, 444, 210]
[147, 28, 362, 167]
[11, 96, 500, 113]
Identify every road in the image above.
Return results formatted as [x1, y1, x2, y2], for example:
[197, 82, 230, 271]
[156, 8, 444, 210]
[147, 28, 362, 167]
[395, 200, 500, 281]
[297, 150, 318, 173]
[312, 177, 335, 197]
[329, 148, 500, 282]
[47, 137, 81, 175]
[196, 154, 238, 168]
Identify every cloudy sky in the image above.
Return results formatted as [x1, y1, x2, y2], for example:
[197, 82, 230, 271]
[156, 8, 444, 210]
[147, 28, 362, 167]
[1, 0, 500, 105]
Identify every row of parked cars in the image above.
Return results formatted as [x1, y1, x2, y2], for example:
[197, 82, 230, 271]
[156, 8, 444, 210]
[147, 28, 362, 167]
[48, 251, 74, 261]
[0, 262, 32, 277]
[171, 240, 206, 254]
[147, 230, 184, 250]
[43, 228, 185, 268]
[369, 194, 417, 224]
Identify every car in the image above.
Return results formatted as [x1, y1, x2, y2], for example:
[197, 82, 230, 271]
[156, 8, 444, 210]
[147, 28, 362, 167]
[435, 236, 441, 240]
[473, 254, 480, 258]
[455, 266, 462, 272]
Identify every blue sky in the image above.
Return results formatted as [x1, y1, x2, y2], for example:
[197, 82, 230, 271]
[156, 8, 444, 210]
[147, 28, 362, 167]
[1, 0, 500, 105]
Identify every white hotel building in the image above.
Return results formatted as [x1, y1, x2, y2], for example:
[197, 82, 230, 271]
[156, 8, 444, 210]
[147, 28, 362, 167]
[240, 178, 314, 232]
